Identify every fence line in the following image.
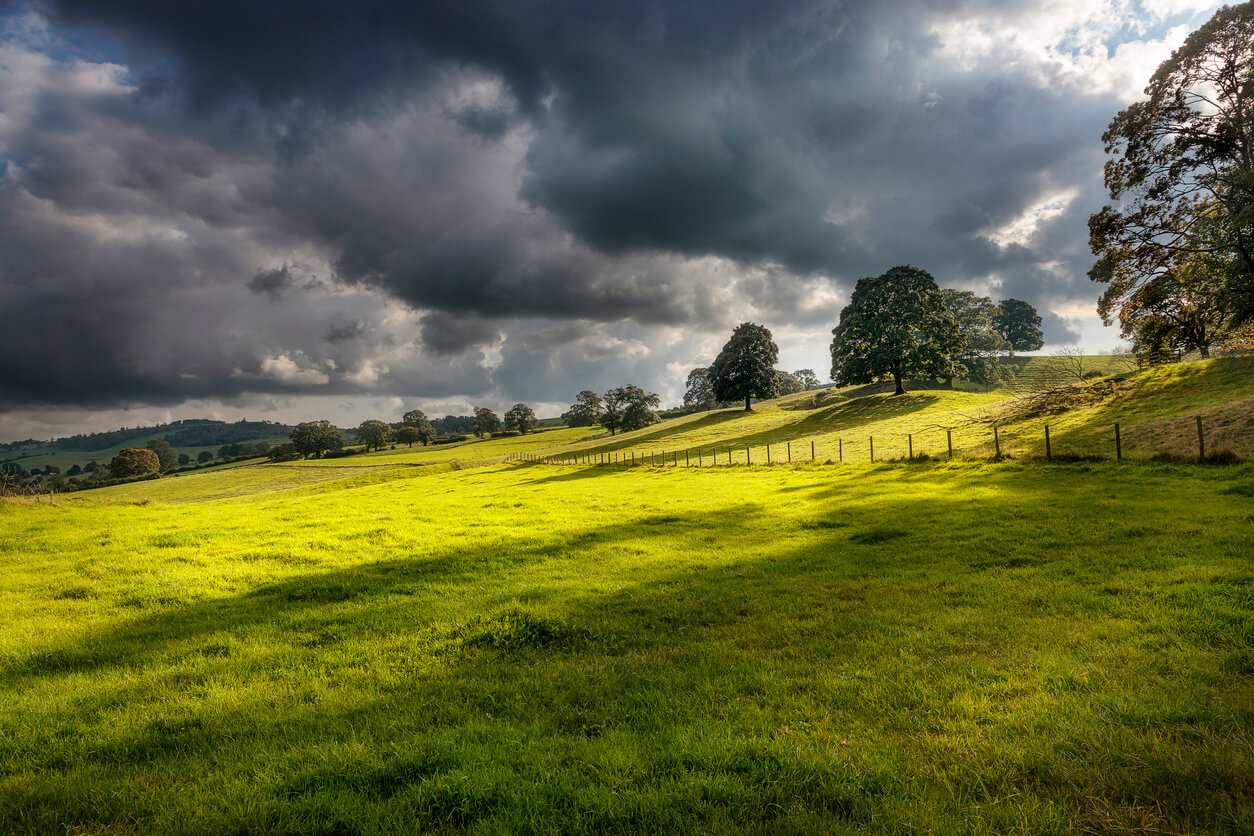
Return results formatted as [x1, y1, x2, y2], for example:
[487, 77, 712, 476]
[506, 415, 1241, 468]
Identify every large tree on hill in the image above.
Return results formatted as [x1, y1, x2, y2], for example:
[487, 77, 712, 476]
[290, 420, 344, 459]
[830, 265, 965, 396]
[1089, 3, 1254, 332]
[941, 289, 1010, 384]
[562, 390, 604, 427]
[774, 370, 804, 396]
[473, 406, 501, 438]
[792, 369, 821, 390]
[504, 403, 538, 434]
[711, 322, 779, 411]
[992, 299, 1044, 356]
[401, 409, 436, 445]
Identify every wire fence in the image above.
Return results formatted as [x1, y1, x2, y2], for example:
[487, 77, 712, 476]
[509, 414, 1250, 469]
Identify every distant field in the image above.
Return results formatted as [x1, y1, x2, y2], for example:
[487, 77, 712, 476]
[2, 433, 291, 472]
[2, 456, 1253, 832]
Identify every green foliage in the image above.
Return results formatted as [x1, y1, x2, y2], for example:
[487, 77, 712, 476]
[774, 370, 804, 396]
[356, 420, 393, 452]
[993, 299, 1044, 355]
[145, 439, 179, 473]
[711, 322, 780, 410]
[941, 289, 1010, 384]
[400, 410, 436, 446]
[197, 451, 213, 464]
[831, 266, 965, 395]
[1089, 4, 1254, 331]
[266, 444, 300, 462]
[290, 420, 345, 459]
[108, 447, 160, 479]
[792, 369, 821, 390]
[562, 391, 604, 427]
[503, 403, 538, 434]
[473, 407, 502, 438]
[602, 385, 660, 435]
[682, 367, 719, 411]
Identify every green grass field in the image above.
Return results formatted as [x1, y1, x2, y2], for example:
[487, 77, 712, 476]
[3, 355, 1253, 832]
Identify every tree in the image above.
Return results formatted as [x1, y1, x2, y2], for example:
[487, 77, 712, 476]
[395, 426, 419, 447]
[774, 370, 804, 396]
[1089, 4, 1254, 331]
[992, 299, 1044, 356]
[1119, 258, 1230, 359]
[562, 390, 604, 426]
[146, 439, 178, 472]
[710, 322, 780, 411]
[602, 385, 660, 435]
[267, 443, 300, 462]
[290, 420, 344, 459]
[830, 265, 965, 396]
[197, 450, 213, 464]
[941, 289, 1010, 384]
[177, 453, 191, 466]
[400, 409, 436, 445]
[682, 367, 719, 412]
[67, 464, 82, 477]
[109, 448, 160, 479]
[503, 403, 538, 434]
[357, 420, 392, 451]
[792, 369, 821, 390]
[473, 407, 501, 438]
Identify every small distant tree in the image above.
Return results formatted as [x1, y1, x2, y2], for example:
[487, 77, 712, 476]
[177, 453, 191, 466]
[146, 439, 179, 472]
[67, 463, 82, 477]
[993, 299, 1044, 356]
[197, 450, 213, 464]
[774, 370, 804, 396]
[711, 322, 780, 411]
[562, 390, 604, 427]
[792, 369, 821, 390]
[941, 289, 1010, 385]
[83, 460, 98, 473]
[473, 407, 501, 438]
[830, 265, 965, 396]
[504, 403, 538, 434]
[395, 427, 419, 447]
[267, 443, 300, 462]
[400, 409, 436, 445]
[357, 420, 392, 452]
[682, 367, 719, 412]
[290, 420, 345, 459]
[109, 448, 160, 479]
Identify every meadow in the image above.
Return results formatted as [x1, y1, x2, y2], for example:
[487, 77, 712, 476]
[2, 356, 1253, 833]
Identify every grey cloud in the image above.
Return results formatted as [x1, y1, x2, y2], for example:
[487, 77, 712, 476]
[419, 311, 501, 354]
[247, 265, 294, 299]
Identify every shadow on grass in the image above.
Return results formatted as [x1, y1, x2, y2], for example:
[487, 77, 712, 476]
[5, 467, 1254, 833]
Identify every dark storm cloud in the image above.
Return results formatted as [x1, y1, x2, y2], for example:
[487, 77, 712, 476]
[0, 0, 1187, 422]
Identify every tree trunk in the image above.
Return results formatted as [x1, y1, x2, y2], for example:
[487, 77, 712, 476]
[893, 369, 904, 396]
[745, 396, 752, 411]
[1200, 344, 1210, 359]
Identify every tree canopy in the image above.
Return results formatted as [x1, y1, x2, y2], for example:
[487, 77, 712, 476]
[562, 390, 604, 427]
[830, 265, 964, 396]
[792, 369, 821, 390]
[1089, 3, 1254, 341]
[473, 407, 501, 438]
[290, 420, 344, 459]
[941, 289, 1010, 384]
[145, 439, 178, 472]
[504, 403, 538, 434]
[109, 447, 160, 479]
[601, 385, 659, 435]
[710, 322, 779, 411]
[401, 409, 436, 444]
[992, 299, 1044, 356]
[357, 420, 392, 451]
[774, 370, 804, 396]
[682, 367, 719, 412]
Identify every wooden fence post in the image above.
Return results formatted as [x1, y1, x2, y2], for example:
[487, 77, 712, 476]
[869, 436, 874, 462]
[686, 450, 690, 466]
[1045, 424, 1051, 460]
[993, 425, 1000, 458]
[1197, 415, 1205, 461]
[811, 440, 815, 461]
[767, 444, 771, 464]
[947, 429, 953, 460]
[698, 449, 702, 466]
[839, 438, 843, 463]
[908, 434, 913, 459]
[746, 446, 751, 465]
[787, 442, 791, 463]
[1115, 423, 1122, 461]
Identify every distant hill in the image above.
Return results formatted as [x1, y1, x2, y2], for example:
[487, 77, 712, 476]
[40, 419, 295, 452]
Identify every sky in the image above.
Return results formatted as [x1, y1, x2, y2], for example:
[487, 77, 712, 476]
[0, 0, 1225, 441]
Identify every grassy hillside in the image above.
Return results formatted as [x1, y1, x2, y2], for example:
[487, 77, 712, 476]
[2, 459, 1252, 832]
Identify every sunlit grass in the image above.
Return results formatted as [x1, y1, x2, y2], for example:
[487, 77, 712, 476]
[2, 459, 1253, 832]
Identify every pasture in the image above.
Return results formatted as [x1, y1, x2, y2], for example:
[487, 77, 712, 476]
[3, 454, 1253, 833]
